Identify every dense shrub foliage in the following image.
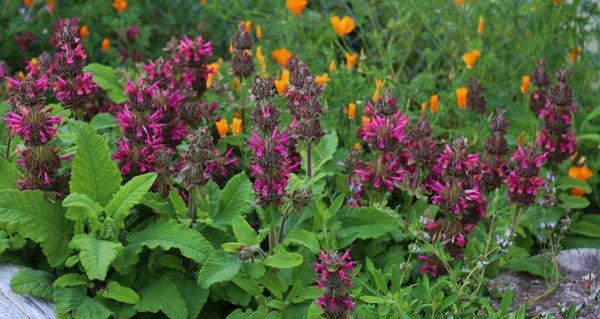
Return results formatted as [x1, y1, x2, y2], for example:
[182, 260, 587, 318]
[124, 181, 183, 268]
[0, 0, 599, 318]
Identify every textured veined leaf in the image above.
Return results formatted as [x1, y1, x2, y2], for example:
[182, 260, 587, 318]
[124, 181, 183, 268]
[114, 219, 214, 273]
[337, 206, 401, 246]
[69, 234, 123, 281]
[135, 275, 188, 319]
[90, 113, 118, 131]
[83, 63, 127, 103]
[63, 192, 104, 218]
[168, 273, 210, 319]
[232, 215, 259, 245]
[0, 156, 19, 190]
[105, 173, 157, 226]
[101, 281, 139, 304]
[213, 172, 254, 230]
[0, 190, 72, 266]
[53, 273, 89, 288]
[197, 252, 242, 289]
[285, 229, 319, 253]
[264, 246, 303, 269]
[10, 267, 54, 300]
[70, 122, 121, 206]
[54, 286, 113, 319]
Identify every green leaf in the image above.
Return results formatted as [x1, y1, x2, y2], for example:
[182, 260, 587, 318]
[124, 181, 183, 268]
[312, 131, 338, 172]
[197, 252, 242, 289]
[213, 172, 254, 230]
[570, 215, 600, 238]
[0, 190, 72, 266]
[284, 229, 319, 253]
[53, 273, 89, 288]
[54, 286, 112, 319]
[115, 219, 214, 273]
[169, 273, 210, 319]
[69, 234, 123, 281]
[258, 271, 287, 299]
[559, 193, 590, 209]
[10, 267, 54, 300]
[70, 122, 122, 206]
[90, 113, 118, 131]
[264, 246, 303, 269]
[105, 173, 157, 226]
[504, 254, 558, 279]
[232, 215, 259, 245]
[63, 193, 104, 218]
[135, 275, 188, 319]
[557, 177, 591, 193]
[101, 281, 139, 304]
[169, 188, 188, 218]
[0, 156, 19, 190]
[141, 192, 174, 216]
[83, 63, 126, 103]
[337, 206, 401, 246]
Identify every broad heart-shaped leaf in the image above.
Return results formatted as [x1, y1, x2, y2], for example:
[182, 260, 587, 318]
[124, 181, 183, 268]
[70, 122, 122, 206]
[213, 172, 254, 230]
[197, 252, 242, 289]
[168, 273, 210, 319]
[0, 156, 19, 190]
[113, 219, 214, 273]
[69, 234, 123, 281]
[10, 267, 54, 300]
[100, 281, 139, 304]
[63, 193, 104, 219]
[232, 215, 259, 245]
[83, 63, 127, 103]
[336, 206, 401, 246]
[54, 286, 112, 319]
[135, 275, 188, 319]
[105, 173, 157, 226]
[0, 190, 72, 266]
[264, 246, 304, 269]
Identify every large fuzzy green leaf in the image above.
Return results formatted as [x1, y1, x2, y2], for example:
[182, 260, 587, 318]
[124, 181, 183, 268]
[70, 122, 121, 206]
[10, 267, 54, 300]
[169, 273, 210, 319]
[213, 172, 254, 230]
[105, 173, 157, 226]
[0, 156, 19, 190]
[54, 286, 113, 319]
[232, 215, 259, 245]
[337, 206, 401, 246]
[114, 219, 214, 273]
[197, 252, 242, 289]
[135, 275, 188, 319]
[63, 192, 104, 219]
[100, 281, 139, 304]
[264, 246, 303, 269]
[83, 63, 127, 103]
[69, 234, 123, 281]
[0, 190, 72, 266]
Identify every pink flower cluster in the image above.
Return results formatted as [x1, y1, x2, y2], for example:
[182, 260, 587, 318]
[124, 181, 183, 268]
[315, 250, 355, 319]
[506, 146, 546, 206]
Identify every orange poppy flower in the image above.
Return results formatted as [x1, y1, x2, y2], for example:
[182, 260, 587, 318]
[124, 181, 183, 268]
[113, 0, 127, 13]
[102, 38, 110, 53]
[256, 46, 267, 72]
[80, 25, 89, 39]
[272, 48, 292, 68]
[553, 0, 561, 5]
[216, 118, 228, 137]
[17, 71, 25, 80]
[286, 0, 307, 16]
[462, 49, 480, 69]
[315, 73, 329, 86]
[244, 20, 252, 32]
[420, 102, 427, 113]
[46, 0, 55, 13]
[329, 60, 336, 72]
[256, 25, 263, 40]
[345, 52, 357, 70]
[372, 89, 380, 102]
[206, 62, 221, 88]
[429, 94, 439, 112]
[521, 76, 530, 94]
[274, 69, 290, 95]
[354, 142, 361, 150]
[361, 116, 370, 128]
[477, 17, 485, 34]
[455, 0, 465, 5]
[347, 103, 356, 119]
[23, 0, 33, 8]
[231, 117, 242, 135]
[200, 0, 208, 4]
[456, 87, 468, 109]
[569, 165, 593, 196]
[330, 16, 355, 37]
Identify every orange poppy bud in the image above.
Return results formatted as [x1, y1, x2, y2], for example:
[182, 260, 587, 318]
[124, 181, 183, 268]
[375, 79, 384, 89]
[17, 71, 25, 80]
[272, 48, 292, 68]
[256, 46, 266, 72]
[420, 102, 427, 113]
[455, 0, 465, 5]
[456, 87, 468, 109]
[215, 118, 228, 137]
[244, 20, 252, 32]
[46, 0, 55, 13]
[345, 52, 357, 70]
[361, 116, 371, 128]
[80, 25, 89, 39]
[553, 0, 561, 5]
[206, 73, 215, 88]
[200, 0, 208, 4]
[567, 48, 579, 62]
[462, 49, 480, 69]
[330, 16, 356, 37]
[347, 103, 356, 119]
[23, 0, 33, 8]
[372, 89, 380, 102]
[113, 0, 127, 13]
[231, 117, 242, 135]
[521, 76, 530, 94]
[354, 142, 361, 150]
[286, 0, 307, 16]
[315, 73, 329, 86]
[102, 38, 110, 53]
[256, 25, 262, 40]
[229, 44, 234, 53]
[477, 16, 485, 34]
[329, 60, 336, 72]
[429, 94, 439, 113]
[275, 69, 290, 95]
[30, 58, 38, 66]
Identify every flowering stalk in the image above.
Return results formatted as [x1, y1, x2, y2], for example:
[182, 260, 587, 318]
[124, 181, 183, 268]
[480, 109, 510, 190]
[315, 250, 355, 319]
